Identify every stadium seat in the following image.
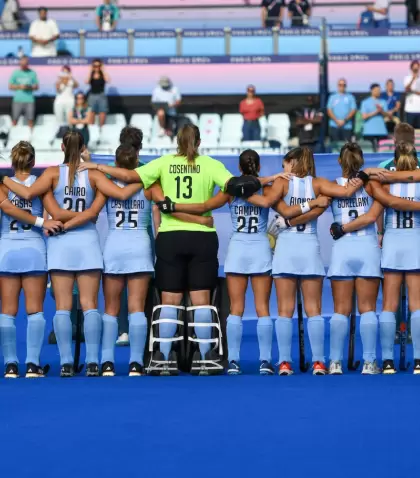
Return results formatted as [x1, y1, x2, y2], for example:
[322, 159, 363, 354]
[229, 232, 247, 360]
[358, 140, 375, 153]
[241, 141, 264, 150]
[7, 126, 31, 147]
[31, 125, 56, 150]
[0, 115, 12, 134]
[36, 151, 60, 166]
[184, 113, 198, 125]
[99, 124, 122, 151]
[219, 114, 243, 146]
[259, 116, 268, 140]
[267, 114, 290, 151]
[105, 114, 127, 128]
[88, 125, 101, 148]
[129, 114, 153, 141]
[199, 114, 221, 144]
[35, 114, 58, 127]
[149, 136, 174, 149]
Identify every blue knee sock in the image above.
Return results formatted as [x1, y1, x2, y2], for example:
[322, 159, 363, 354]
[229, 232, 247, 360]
[379, 311, 396, 361]
[53, 310, 73, 365]
[0, 314, 18, 365]
[275, 317, 293, 363]
[84, 309, 102, 365]
[159, 307, 178, 360]
[257, 317, 273, 362]
[329, 313, 348, 362]
[360, 311, 378, 362]
[308, 315, 325, 363]
[129, 312, 147, 365]
[227, 315, 242, 362]
[26, 312, 45, 366]
[101, 314, 118, 364]
[194, 308, 213, 360]
[410, 310, 420, 359]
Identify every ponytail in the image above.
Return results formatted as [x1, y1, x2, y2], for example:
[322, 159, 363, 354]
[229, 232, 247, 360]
[63, 130, 84, 188]
[239, 149, 260, 176]
[395, 141, 418, 171]
[11, 141, 35, 172]
[339, 142, 364, 178]
[176, 124, 200, 163]
[283, 146, 316, 178]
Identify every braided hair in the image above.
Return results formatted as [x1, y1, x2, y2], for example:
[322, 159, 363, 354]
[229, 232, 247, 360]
[239, 149, 260, 177]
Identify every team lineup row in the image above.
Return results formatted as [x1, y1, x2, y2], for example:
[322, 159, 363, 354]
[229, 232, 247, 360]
[0, 124, 419, 379]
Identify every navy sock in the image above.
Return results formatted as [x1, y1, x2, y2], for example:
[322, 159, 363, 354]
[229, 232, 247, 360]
[275, 317, 293, 363]
[257, 317, 273, 362]
[0, 314, 18, 365]
[53, 310, 73, 365]
[84, 309, 102, 364]
[159, 307, 178, 360]
[360, 311, 378, 362]
[379, 311, 396, 361]
[308, 315, 325, 363]
[194, 308, 212, 360]
[411, 310, 420, 360]
[227, 315, 242, 362]
[26, 312, 46, 366]
[329, 313, 348, 362]
[129, 312, 147, 365]
[101, 314, 118, 364]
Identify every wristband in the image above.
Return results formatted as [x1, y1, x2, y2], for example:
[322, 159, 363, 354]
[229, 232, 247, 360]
[35, 217, 44, 228]
[356, 170, 370, 185]
[300, 202, 311, 214]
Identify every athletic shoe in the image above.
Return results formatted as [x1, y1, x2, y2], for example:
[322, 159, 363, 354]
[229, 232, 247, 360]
[101, 361, 115, 377]
[129, 362, 144, 377]
[86, 363, 99, 377]
[278, 361, 293, 376]
[328, 361, 343, 375]
[413, 359, 420, 375]
[361, 361, 381, 375]
[60, 363, 74, 378]
[227, 360, 241, 375]
[313, 361, 327, 376]
[25, 363, 49, 378]
[4, 363, 19, 379]
[259, 361, 275, 375]
[382, 359, 397, 375]
[116, 333, 129, 347]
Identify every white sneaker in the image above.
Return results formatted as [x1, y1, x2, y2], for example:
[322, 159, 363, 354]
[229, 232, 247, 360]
[328, 361, 343, 375]
[116, 332, 129, 346]
[361, 360, 381, 375]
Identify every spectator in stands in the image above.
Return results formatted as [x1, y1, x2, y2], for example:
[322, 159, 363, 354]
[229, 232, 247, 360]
[407, 0, 419, 26]
[294, 95, 323, 152]
[1, 0, 20, 31]
[404, 60, 420, 130]
[151, 76, 181, 137]
[239, 85, 265, 141]
[288, 0, 311, 27]
[28, 7, 59, 58]
[361, 83, 391, 150]
[9, 55, 38, 129]
[261, 1, 285, 28]
[96, 0, 119, 32]
[327, 78, 357, 142]
[53, 66, 79, 129]
[86, 58, 109, 128]
[380, 78, 401, 133]
[68, 92, 92, 147]
[367, 0, 391, 28]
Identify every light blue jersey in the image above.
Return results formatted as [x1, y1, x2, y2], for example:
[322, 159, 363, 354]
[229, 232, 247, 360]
[1, 175, 43, 239]
[229, 193, 269, 234]
[283, 176, 316, 234]
[385, 183, 420, 230]
[331, 177, 375, 237]
[106, 181, 151, 231]
[54, 165, 95, 232]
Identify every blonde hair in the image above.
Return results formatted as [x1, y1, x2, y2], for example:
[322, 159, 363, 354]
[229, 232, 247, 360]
[283, 147, 316, 178]
[62, 130, 84, 188]
[395, 142, 418, 171]
[176, 124, 200, 164]
[11, 141, 35, 172]
[339, 143, 364, 178]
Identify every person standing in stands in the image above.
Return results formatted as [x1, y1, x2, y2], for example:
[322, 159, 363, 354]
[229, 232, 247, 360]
[327, 78, 357, 143]
[54, 66, 79, 130]
[380, 79, 401, 134]
[9, 55, 38, 129]
[28, 7, 60, 58]
[361, 83, 391, 150]
[367, 0, 391, 28]
[294, 95, 323, 152]
[404, 60, 420, 130]
[261, 0, 285, 28]
[68, 92, 92, 147]
[239, 85, 265, 141]
[288, 0, 311, 27]
[86, 59, 110, 129]
[96, 0, 119, 32]
[151, 76, 181, 138]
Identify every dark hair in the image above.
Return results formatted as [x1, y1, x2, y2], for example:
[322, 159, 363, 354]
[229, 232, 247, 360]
[394, 122, 415, 144]
[119, 126, 143, 152]
[62, 131, 85, 188]
[115, 144, 138, 170]
[386, 78, 394, 84]
[339, 142, 364, 178]
[394, 142, 418, 171]
[38, 6, 47, 11]
[92, 58, 102, 65]
[283, 147, 316, 178]
[370, 83, 380, 90]
[75, 90, 87, 107]
[11, 141, 35, 172]
[411, 60, 419, 69]
[239, 149, 260, 177]
[176, 124, 200, 163]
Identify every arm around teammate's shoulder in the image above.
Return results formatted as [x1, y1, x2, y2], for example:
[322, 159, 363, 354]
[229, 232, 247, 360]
[369, 179, 420, 211]
[78, 161, 141, 184]
[89, 169, 142, 200]
[315, 176, 363, 198]
[3, 167, 56, 200]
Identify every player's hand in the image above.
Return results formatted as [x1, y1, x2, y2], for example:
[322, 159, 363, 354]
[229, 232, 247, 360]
[156, 196, 176, 214]
[81, 149, 91, 163]
[274, 172, 295, 181]
[274, 214, 291, 231]
[365, 168, 390, 182]
[43, 220, 64, 235]
[330, 222, 345, 240]
[377, 233, 384, 248]
[336, 119, 345, 127]
[313, 195, 331, 208]
[78, 162, 97, 172]
[200, 216, 214, 228]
